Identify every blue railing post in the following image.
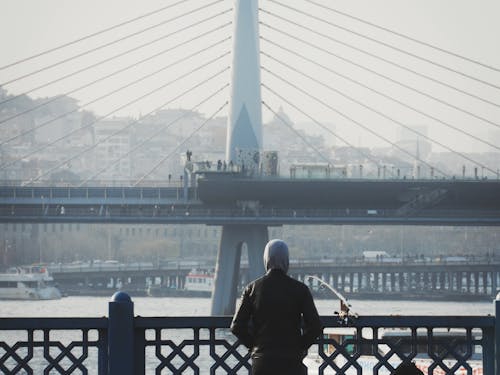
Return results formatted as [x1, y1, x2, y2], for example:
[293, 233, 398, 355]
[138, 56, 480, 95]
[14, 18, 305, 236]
[108, 292, 134, 375]
[496, 293, 500, 375]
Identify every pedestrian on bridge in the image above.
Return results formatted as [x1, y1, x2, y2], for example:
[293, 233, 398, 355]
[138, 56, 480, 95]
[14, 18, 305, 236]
[231, 239, 322, 375]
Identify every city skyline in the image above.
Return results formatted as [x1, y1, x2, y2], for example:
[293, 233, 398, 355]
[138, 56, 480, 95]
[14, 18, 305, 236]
[1, 0, 499, 153]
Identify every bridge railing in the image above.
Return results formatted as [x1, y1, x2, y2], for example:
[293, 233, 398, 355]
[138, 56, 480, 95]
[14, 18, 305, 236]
[0, 293, 498, 374]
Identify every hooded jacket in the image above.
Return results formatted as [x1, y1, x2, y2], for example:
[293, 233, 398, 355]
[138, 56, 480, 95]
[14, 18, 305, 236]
[230, 240, 322, 359]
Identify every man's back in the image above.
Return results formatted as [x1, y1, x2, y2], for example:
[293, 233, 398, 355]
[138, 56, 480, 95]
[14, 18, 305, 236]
[230, 239, 322, 375]
[231, 269, 321, 359]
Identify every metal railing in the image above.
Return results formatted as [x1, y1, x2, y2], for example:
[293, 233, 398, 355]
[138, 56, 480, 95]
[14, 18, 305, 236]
[0, 293, 499, 374]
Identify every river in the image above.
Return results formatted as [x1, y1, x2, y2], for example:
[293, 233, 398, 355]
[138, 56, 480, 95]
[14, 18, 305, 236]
[0, 295, 495, 317]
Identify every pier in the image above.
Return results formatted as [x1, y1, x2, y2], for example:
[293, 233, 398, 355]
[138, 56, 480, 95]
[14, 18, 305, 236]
[0, 292, 499, 374]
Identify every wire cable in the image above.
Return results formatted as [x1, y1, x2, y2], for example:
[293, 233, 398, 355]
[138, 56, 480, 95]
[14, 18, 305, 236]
[22, 69, 229, 185]
[260, 22, 500, 128]
[262, 93, 389, 172]
[134, 101, 228, 185]
[2, 63, 230, 172]
[1, 47, 230, 146]
[303, 0, 500, 73]
[0, 0, 192, 71]
[82, 84, 229, 184]
[0, 11, 232, 111]
[260, 12, 499, 109]
[0, 23, 231, 125]
[260, 42, 500, 154]
[264, 1, 500, 91]
[262, 102, 334, 165]
[261, 68, 449, 177]
[262, 50, 497, 175]
[0, 0, 225, 87]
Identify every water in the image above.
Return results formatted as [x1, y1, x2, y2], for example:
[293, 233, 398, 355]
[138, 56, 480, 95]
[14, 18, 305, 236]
[0, 296, 495, 317]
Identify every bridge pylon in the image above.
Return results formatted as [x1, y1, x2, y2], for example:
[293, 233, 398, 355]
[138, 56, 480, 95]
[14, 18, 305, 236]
[211, 224, 268, 315]
[211, 0, 267, 315]
[225, 0, 263, 170]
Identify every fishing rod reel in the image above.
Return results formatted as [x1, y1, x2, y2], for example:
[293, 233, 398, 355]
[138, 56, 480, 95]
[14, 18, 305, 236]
[305, 275, 358, 326]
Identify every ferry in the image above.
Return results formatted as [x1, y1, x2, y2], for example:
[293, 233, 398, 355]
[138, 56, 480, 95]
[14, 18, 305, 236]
[184, 269, 214, 296]
[147, 269, 214, 297]
[0, 265, 62, 300]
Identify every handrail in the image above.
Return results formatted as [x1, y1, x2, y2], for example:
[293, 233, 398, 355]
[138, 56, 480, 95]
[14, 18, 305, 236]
[0, 293, 498, 374]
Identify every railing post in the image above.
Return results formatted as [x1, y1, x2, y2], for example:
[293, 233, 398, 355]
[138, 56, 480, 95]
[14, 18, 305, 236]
[496, 293, 500, 375]
[108, 292, 134, 375]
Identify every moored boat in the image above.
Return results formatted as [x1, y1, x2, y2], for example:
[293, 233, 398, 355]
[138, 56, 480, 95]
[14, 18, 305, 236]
[0, 265, 62, 300]
[184, 269, 214, 297]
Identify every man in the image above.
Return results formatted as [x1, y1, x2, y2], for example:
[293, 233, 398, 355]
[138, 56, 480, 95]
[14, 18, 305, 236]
[231, 239, 322, 375]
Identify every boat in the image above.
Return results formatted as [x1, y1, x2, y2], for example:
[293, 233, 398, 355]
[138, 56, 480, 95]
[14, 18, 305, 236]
[184, 269, 214, 297]
[146, 269, 214, 297]
[0, 265, 62, 300]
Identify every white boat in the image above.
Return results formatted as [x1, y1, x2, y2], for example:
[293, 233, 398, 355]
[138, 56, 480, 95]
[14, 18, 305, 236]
[0, 265, 62, 300]
[184, 269, 214, 294]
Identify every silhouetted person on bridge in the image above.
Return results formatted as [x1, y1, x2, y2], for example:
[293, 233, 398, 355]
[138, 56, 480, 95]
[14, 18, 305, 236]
[231, 239, 322, 375]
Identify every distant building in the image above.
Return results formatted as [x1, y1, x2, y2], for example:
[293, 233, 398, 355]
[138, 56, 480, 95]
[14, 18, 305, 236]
[94, 117, 131, 181]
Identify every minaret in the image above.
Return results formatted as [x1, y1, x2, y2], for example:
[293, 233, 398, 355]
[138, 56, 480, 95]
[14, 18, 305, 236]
[414, 139, 421, 179]
[225, 0, 263, 170]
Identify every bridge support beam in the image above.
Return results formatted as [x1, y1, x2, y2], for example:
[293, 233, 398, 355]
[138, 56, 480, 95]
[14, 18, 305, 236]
[211, 224, 268, 315]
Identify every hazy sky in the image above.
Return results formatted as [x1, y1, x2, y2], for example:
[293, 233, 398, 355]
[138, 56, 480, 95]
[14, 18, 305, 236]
[1, 0, 499, 152]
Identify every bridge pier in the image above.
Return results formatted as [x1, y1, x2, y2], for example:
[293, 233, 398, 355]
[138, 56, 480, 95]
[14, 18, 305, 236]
[211, 224, 268, 315]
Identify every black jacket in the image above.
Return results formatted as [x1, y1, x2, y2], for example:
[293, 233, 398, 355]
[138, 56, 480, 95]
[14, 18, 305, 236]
[230, 269, 322, 359]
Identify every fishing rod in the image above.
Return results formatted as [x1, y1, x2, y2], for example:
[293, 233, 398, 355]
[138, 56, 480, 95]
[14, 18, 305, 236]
[305, 275, 358, 324]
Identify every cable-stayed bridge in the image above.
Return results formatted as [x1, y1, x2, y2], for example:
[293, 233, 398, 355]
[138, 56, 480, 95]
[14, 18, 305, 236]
[1, 0, 499, 314]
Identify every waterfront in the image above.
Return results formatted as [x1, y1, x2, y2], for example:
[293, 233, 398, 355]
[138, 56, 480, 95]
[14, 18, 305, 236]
[0, 295, 495, 317]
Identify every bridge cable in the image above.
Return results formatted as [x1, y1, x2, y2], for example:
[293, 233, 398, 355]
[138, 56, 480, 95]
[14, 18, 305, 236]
[134, 101, 229, 186]
[261, 69, 449, 177]
[0, 0, 225, 88]
[261, 90, 394, 174]
[23, 67, 229, 185]
[1, 45, 231, 146]
[259, 11, 498, 109]
[261, 37, 500, 153]
[81, 84, 229, 184]
[302, 0, 500, 73]
[0, 0, 192, 71]
[260, 21, 500, 129]
[261, 47, 500, 167]
[261, 102, 335, 165]
[0, 12, 232, 117]
[3, 59, 230, 173]
[264, 1, 500, 91]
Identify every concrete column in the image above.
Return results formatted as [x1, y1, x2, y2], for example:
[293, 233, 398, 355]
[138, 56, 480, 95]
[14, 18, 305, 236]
[431, 272, 437, 292]
[211, 224, 268, 315]
[482, 272, 488, 294]
[474, 272, 480, 294]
